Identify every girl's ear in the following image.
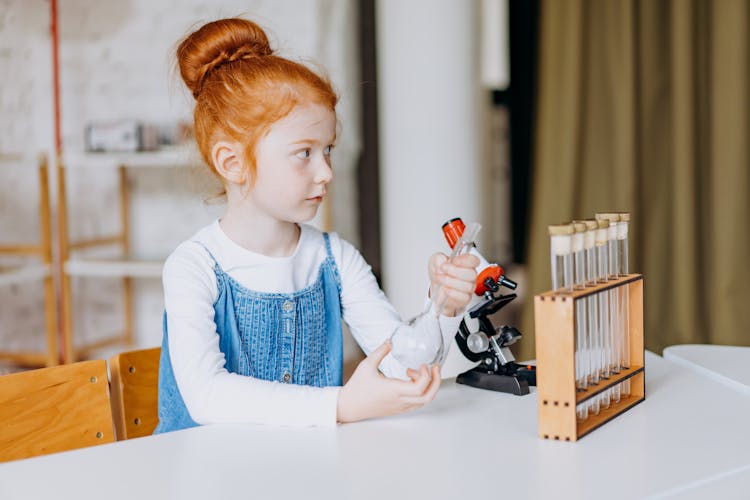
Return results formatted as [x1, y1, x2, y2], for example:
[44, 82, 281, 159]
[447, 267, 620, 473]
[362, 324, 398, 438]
[212, 141, 248, 185]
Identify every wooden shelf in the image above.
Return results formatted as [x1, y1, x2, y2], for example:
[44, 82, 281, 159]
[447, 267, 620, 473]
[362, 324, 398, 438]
[575, 380, 646, 439]
[62, 146, 199, 169]
[56, 149, 180, 362]
[0, 264, 51, 287]
[64, 259, 163, 278]
[0, 153, 46, 168]
[575, 365, 644, 403]
[536, 274, 643, 301]
[0, 350, 52, 367]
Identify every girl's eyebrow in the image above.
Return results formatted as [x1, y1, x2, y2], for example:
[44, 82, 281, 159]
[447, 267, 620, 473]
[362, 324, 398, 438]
[290, 137, 336, 146]
[290, 138, 318, 145]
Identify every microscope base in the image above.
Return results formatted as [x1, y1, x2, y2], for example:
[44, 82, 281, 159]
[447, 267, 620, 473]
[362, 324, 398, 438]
[456, 365, 534, 396]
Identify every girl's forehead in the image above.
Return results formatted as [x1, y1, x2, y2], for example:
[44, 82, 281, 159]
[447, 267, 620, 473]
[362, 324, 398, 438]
[274, 103, 336, 134]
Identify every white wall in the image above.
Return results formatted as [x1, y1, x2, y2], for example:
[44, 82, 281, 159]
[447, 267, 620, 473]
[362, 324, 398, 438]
[0, 0, 361, 356]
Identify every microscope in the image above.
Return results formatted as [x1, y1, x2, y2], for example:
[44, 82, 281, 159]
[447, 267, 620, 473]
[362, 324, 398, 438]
[442, 218, 537, 396]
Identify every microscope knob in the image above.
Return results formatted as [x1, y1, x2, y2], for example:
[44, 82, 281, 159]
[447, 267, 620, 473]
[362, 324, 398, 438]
[497, 325, 522, 346]
[466, 331, 490, 353]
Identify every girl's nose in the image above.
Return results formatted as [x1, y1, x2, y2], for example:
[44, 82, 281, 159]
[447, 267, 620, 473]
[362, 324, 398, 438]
[315, 156, 333, 184]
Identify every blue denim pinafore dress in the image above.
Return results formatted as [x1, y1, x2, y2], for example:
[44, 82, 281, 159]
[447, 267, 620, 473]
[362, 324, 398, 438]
[154, 232, 343, 433]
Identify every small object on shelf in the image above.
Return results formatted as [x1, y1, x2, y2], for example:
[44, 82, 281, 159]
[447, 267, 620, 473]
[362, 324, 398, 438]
[158, 121, 194, 146]
[85, 119, 160, 153]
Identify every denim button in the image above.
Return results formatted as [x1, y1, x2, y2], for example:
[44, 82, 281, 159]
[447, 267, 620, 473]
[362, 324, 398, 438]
[282, 372, 291, 382]
[282, 300, 293, 312]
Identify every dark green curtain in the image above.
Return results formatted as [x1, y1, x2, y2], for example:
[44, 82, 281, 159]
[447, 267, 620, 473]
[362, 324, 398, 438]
[519, 0, 750, 360]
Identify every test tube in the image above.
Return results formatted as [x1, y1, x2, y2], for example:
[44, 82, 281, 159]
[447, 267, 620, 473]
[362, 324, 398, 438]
[617, 213, 630, 276]
[548, 224, 574, 291]
[572, 222, 588, 421]
[594, 218, 611, 409]
[572, 223, 586, 291]
[617, 212, 631, 396]
[551, 223, 585, 420]
[578, 219, 600, 415]
[599, 213, 626, 404]
[608, 215, 623, 402]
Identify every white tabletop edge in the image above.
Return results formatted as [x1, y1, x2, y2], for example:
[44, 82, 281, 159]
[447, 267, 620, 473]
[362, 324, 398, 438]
[663, 346, 750, 397]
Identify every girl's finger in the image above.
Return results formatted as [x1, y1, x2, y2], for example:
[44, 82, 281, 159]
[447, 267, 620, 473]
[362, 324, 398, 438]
[436, 273, 475, 294]
[400, 365, 431, 397]
[451, 253, 479, 268]
[387, 366, 430, 394]
[366, 340, 392, 368]
[441, 264, 478, 284]
[401, 368, 442, 404]
[429, 253, 448, 273]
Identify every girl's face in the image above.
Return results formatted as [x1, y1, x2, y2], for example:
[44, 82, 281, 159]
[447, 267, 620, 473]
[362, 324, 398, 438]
[249, 102, 336, 223]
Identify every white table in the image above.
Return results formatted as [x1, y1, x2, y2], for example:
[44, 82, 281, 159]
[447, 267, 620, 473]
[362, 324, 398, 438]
[664, 344, 750, 395]
[1, 352, 750, 500]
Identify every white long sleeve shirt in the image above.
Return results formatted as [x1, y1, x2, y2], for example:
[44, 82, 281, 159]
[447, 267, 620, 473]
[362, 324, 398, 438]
[162, 221, 462, 427]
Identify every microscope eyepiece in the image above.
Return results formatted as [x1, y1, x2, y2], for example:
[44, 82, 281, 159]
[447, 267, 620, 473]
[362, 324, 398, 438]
[499, 276, 518, 290]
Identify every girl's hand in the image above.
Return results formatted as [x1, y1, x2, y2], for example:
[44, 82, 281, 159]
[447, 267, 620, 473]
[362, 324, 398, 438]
[428, 252, 479, 317]
[337, 341, 441, 423]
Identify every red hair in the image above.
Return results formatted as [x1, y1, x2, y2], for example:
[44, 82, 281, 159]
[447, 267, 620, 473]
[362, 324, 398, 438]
[176, 18, 338, 185]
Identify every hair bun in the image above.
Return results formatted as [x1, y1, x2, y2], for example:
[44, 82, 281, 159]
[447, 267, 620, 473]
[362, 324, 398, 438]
[177, 18, 273, 98]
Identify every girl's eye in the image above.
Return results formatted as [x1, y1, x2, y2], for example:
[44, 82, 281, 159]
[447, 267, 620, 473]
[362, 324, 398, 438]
[296, 149, 311, 159]
[323, 145, 334, 155]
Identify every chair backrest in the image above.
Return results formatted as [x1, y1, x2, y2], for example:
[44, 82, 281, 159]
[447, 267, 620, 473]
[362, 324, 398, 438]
[0, 360, 114, 462]
[109, 347, 160, 439]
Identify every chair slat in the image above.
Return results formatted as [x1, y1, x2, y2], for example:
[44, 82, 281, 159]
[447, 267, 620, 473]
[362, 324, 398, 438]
[110, 348, 160, 440]
[0, 360, 114, 462]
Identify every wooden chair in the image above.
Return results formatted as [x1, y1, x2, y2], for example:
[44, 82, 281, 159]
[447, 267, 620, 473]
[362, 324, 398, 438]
[109, 347, 160, 440]
[0, 360, 114, 462]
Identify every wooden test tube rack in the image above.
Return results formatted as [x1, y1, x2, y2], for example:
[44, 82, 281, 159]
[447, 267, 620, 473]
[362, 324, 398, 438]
[534, 274, 645, 441]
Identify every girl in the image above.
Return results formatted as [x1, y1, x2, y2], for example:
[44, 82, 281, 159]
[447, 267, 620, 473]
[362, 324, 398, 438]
[155, 18, 479, 432]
